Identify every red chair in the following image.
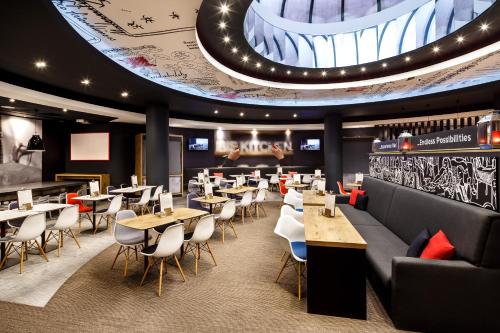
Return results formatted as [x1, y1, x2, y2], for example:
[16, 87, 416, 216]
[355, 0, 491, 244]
[279, 179, 288, 197]
[213, 172, 223, 178]
[337, 181, 350, 195]
[67, 193, 93, 233]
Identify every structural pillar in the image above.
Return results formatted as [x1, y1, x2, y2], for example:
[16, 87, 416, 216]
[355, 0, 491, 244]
[324, 113, 343, 192]
[146, 104, 169, 190]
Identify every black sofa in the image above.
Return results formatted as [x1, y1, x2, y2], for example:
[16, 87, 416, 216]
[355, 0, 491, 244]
[338, 176, 500, 332]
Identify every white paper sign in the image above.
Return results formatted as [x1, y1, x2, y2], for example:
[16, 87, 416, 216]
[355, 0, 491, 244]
[131, 175, 138, 188]
[325, 194, 336, 215]
[277, 167, 283, 174]
[293, 174, 301, 183]
[198, 172, 204, 182]
[355, 173, 364, 183]
[203, 168, 209, 176]
[315, 169, 321, 177]
[233, 181, 237, 188]
[236, 176, 244, 187]
[17, 189, 33, 209]
[317, 180, 326, 192]
[159, 192, 173, 212]
[204, 183, 213, 196]
[89, 181, 100, 195]
[255, 170, 260, 178]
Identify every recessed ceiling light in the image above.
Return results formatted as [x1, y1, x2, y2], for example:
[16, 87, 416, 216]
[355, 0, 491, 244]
[9, 98, 15, 103]
[286, 70, 291, 75]
[34, 60, 47, 69]
[270, 67, 275, 72]
[285, 129, 291, 136]
[231, 47, 238, 53]
[480, 23, 489, 31]
[219, 21, 226, 29]
[265, 113, 270, 117]
[251, 129, 258, 136]
[456, 35, 464, 43]
[293, 113, 298, 118]
[239, 112, 244, 117]
[382, 62, 387, 68]
[242, 55, 249, 62]
[214, 109, 219, 114]
[256, 62, 261, 68]
[220, 3, 229, 14]
[405, 56, 411, 62]
[303, 71, 308, 76]
[81, 78, 91, 85]
[120, 91, 129, 97]
[223, 36, 230, 43]
[361, 67, 366, 72]
[62, 108, 68, 112]
[432, 46, 440, 53]
[321, 71, 327, 77]
[340, 69, 346, 75]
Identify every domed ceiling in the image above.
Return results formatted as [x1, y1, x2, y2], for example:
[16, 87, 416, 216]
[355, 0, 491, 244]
[51, 0, 500, 107]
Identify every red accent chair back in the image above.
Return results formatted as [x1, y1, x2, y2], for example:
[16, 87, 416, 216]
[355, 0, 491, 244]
[213, 172, 224, 177]
[67, 193, 93, 212]
[279, 179, 288, 196]
[337, 181, 350, 195]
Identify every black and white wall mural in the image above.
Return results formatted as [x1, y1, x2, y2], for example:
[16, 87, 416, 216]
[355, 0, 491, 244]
[0, 116, 42, 186]
[369, 155, 497, 210]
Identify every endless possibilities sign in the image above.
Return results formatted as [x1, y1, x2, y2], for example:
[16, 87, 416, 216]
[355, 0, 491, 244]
[413, 126, 477, 150]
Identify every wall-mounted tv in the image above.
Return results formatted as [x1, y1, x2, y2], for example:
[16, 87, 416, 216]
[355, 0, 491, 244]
[300, 138, 320, 151]
[188, 137, 209, 151]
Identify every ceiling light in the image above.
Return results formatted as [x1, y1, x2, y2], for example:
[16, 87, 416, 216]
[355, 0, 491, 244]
[361, 67, 366, 72]
[303, 71, 308, 76]
[285, 129, 291, 136]
[382, 63, 387, 68]
[456, 35, 464, 43]
[223, 36, 230, 43]
[231, 47, 238, 53]
[480, 23, 489, 31]
[432, 46, 440, 53]
[251, 129, 258, 136]
[34, 60, 47, 69]
[220, 3, 229, 14]
[405, 56, 411, 62]
[256, 62, 261, 68]
[270, 67, 275, 72]
[293, 113, 298, 118]
[239, 112, 244, 117]
[340, 69, 346, 75]
[62, 108, 68, 112]
[321, 71, 327, 77]
[286, 70, 291, 75]
[9, 98, 15, 103]
[242, 55, 249, 62]
[120, 91, 129, 97]
[219, 21, 226, 29]
[265, 113, 270, 118]
[214, 109, 219, 114]
[81, 78, 91, 85]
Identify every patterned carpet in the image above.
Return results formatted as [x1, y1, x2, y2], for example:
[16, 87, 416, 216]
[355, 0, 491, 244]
[0, 201, 406, 332]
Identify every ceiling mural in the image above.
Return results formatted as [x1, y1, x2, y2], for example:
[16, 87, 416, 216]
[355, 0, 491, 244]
[52, 0, 500, 107]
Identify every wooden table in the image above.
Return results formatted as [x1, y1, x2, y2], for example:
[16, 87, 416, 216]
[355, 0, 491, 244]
[216, 186, 257, 195]
[55, 173, 110, 193]
[191, 196, 229, 213]
[73, 195, 114, 232]
[109, 186, 155, 208]
[286, 183, 309, 191]
[117, 208, 208, 271]
[303, 205, 367, 319]
[302, 190, 325, 206]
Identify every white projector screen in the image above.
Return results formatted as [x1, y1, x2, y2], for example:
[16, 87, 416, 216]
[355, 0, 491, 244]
[70, 132, 110, 161]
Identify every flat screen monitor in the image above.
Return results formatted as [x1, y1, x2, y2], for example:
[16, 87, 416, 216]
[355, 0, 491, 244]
[188, 138, 209, 151]
[300, 139, 320, 151]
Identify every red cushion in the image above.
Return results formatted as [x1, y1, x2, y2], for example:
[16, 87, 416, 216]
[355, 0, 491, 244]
[420, 230, 455, 260]
[79, 206, 93, 213]
[349, 189, 366, 206]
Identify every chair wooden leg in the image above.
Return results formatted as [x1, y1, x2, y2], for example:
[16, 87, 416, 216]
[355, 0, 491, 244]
[206, 242, 217, 266]
[229, 219, 238, 238]
[195, 243, 200, 276]
[242, 208, 245, 224]
[174, 255, 186, 282]
[0, 243, 12, 269]
[134, 245, 138, 261]
[298, 262, 302, 300]
[111, 245, 123, 269]
[42, 231, 52, 250]
[124, 247, 129, 277]
[158, 258, 164, 296]
[276, 253, 291, 283]
[256, 204, 259, 219]
[280, 251, 287, 262]
[34, 240, 49, 262]
[140, 257, 153, 286]
[57, 231, 62, 257]
[221, 222, 225, 243]
[69, 229, 81, 248]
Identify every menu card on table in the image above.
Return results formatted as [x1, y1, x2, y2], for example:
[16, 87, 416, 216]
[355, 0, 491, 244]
[159, 192, 173, 215]
[324, 193, 336, 217]
[293, 174, 301, 184]
[131, 175, 138, 188]
[198, 172, 204, 182]
[277, 167, 283, 175]
[17, 189, 33, 210]
[355, 173, 364, 183]
[315, 169, 322, 178]
[204, 183, 213, 198]
[89, 181, 100, 197]
[254, 170, 261, 178]
[317, 180, 326, 194]
[236, 176, 244, 188]
[203, 168, 209, 176]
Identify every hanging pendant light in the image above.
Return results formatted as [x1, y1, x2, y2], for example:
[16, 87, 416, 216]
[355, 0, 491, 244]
[26, 121, 45, 152]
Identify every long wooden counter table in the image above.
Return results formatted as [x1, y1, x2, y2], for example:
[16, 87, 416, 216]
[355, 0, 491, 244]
[303, 205, 367, 319]
[302, 190, 325, 206]
[55, 173, 109, 193]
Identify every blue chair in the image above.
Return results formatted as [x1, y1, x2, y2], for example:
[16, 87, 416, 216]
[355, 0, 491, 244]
[186, 192, 208, 212]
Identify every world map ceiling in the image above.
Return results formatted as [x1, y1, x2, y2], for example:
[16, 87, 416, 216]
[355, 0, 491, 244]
[52, 0, 500, 107]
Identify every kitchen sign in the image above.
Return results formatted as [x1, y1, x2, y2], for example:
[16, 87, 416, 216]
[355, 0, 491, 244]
[215, 130, 293, 156]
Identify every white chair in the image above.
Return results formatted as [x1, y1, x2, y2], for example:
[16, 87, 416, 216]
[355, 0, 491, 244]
[274, 215, 307, 300]
[284, 179, 293, 188]
[280, 205, 303, 223]
[302, 174, 312, 185]
[129, 188, 152, 215]
[183, 214, 217, 275]
[284, 192, 303, 210]
[257, 179, 269, 190]
[149, 185, 164, 205]
[269, 174, 280, 191]
[111, 210, 145, 276]
[214, 200, 237, 243]
[252, 188, 267, 218]
[235, 191, 254, 223]
[288, 188, 303, 199]
[212, 177, 222, 188]
[43, 205, 81, 256]
[0, 213, 48, 274]
[94, 194, 123, 234]
[140, 223, 186, 296]
[310, 179, 319, 190]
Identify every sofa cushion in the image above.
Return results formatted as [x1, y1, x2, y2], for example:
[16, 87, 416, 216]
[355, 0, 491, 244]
[406, 228, 431, 257]
[421, 230, 455, 260]
[356, 225, 409, 288]
[354, 194, 369, 211]
[361, 177, 398, 225]
[385, 185, 500, 266]
[339, 204, 383, 227]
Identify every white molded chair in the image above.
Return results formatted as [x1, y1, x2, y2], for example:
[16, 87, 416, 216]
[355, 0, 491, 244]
[252, 188, 267, 218]
[111, 210, 145, 276]
[130, 188, 152, 215]
[280, 204, 304, 223]
[284, 192, 303, 210]
[149, 185, 164, 205]
[214, 200, 237, 243]
[212, 177, 222, 188]
[235, 191, 254, 223]
[43, 205, 81, 256]
[140, 223, 186, 296]
[183, 214, 217, 275]
[94, 194, 123, 234]
[274, 215, 307, 300]
[257, 179, 269, 190]
[0, 213, 48, 274]
[269, 174, 280, 191]
[310, 179, 319, 190]
[302, 174, 312, 185]
[288, 188, 303, 199]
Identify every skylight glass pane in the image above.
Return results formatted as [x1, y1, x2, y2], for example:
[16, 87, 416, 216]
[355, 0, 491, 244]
[334, 33, 357, 67]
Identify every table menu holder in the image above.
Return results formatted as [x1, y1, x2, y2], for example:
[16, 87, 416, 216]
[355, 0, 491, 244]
[18, 189, 33, 211]
[159, 192, 173, 217]
[131, 175, 138, 188]
[322, 194, 336, 218]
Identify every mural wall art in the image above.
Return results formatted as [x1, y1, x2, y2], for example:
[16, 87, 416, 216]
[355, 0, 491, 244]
[0, 116, 42, 186]
[369, 155, 497, 210]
